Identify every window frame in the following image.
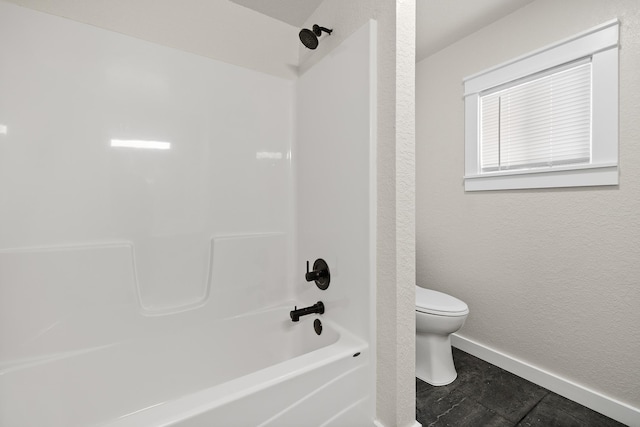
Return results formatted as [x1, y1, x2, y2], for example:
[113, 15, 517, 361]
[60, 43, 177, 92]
[463, 20, 619, 192]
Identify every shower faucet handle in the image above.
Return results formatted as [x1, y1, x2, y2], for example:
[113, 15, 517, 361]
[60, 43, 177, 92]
[305, 259, 330, 290]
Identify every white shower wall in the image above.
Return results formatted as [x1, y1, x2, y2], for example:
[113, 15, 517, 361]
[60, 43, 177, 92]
[0, 0, 378, 409]
[0, 0, 295, 362]
[296, 21, 376, 343]
[1, 2, 378, 424]
[294, 20, 377, 423]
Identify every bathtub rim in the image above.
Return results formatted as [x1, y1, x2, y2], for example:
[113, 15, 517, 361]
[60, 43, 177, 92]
[98, 319, 368, 427]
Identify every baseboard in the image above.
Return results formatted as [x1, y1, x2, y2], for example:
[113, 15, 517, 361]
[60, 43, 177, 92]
[373, 420, 421, 427]
[451, 334, 640, 427]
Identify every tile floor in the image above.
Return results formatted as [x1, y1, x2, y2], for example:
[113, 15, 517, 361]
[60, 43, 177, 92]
[416, 348, 627, 427]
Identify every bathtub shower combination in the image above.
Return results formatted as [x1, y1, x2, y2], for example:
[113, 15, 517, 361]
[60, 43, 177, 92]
[0, 2, 377, 426]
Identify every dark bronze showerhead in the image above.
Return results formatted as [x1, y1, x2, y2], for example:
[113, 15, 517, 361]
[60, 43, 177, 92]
[299, 24, 333, 50]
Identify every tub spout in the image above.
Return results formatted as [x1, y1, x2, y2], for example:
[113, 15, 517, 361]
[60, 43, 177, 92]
[290, 301, 324, 322]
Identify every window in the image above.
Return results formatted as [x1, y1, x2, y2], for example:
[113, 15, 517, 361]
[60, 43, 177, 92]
[464, 20, 619, 191]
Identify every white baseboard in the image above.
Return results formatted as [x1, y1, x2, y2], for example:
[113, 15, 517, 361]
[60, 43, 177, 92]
[373, 420, 421, 427]
[451, 334, 640, 427]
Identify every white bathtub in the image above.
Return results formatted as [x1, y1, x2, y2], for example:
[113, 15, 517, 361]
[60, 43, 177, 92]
[0, 305, 371, 427]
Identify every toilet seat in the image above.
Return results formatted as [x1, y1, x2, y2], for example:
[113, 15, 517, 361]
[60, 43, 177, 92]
[416, 286, 469, 317]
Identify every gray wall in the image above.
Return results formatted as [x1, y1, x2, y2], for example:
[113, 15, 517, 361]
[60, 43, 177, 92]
[416, 0, 640, 409]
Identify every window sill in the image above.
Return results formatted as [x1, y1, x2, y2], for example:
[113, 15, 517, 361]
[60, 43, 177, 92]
[464, 163, 618, 191]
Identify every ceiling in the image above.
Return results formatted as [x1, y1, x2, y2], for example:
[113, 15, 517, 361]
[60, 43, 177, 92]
[416, 0, 535, 61]
[228, 0, 323, 27]
[229, 0, 535, 61]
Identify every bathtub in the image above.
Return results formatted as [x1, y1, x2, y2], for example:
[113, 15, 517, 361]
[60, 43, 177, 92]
[0, 305, 372, 427]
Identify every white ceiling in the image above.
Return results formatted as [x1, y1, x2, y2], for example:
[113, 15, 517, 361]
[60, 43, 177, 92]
[416, 0, 536, 61]
[228, 0, 322, 27]
[229, 0, 535, 61]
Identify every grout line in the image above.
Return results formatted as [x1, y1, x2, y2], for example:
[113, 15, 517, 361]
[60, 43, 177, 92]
[426, 397, 467, 427]
[512, 391, 549, 427]
[453, 348, 552, 426]
[465, 395, 516, 426]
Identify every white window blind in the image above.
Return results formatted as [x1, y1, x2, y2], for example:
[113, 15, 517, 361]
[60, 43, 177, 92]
[479, 61, 592, 173]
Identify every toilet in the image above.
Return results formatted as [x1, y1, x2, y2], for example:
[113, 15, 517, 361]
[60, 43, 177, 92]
[415, 285, 469, 386]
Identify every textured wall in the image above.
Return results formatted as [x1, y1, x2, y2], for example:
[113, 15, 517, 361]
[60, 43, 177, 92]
[2, 0, 299, 79]
[416, 0, 640, 410]
[300, 1, 416, 426]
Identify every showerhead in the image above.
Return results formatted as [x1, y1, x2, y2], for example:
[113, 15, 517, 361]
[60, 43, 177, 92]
[299, 28, 319, 49]
[299, 24, 333, 50]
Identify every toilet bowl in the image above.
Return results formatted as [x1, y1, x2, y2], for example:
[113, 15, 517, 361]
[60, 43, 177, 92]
[415, 286, 469, 386]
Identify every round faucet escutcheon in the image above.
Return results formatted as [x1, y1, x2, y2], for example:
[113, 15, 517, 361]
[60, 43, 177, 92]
[305, 258, 330, 290]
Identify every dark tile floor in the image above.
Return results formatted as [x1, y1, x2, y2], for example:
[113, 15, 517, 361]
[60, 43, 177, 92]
[416, 348, 627, 427]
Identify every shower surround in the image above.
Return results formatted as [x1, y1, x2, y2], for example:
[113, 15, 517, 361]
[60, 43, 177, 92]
[0, 2, 376, 425]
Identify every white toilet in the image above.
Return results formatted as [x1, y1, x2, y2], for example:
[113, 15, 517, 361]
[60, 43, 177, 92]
[415, 285, 469, 386]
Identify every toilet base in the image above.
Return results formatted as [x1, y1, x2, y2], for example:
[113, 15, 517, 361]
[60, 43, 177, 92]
[416, 333, 457, 386]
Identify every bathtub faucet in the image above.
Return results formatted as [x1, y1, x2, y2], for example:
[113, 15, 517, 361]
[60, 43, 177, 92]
[290, 301, 325, 322]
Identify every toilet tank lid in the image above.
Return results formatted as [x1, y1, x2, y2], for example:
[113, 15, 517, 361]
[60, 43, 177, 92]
[415, 286, 469, 315]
